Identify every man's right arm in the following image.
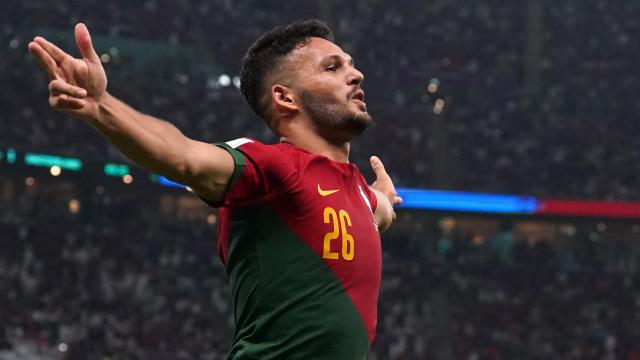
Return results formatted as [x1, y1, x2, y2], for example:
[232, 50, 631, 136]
[28, 23, 233, 204]
[92, 94, 235, 203]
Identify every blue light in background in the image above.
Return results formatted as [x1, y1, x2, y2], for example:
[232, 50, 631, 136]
[395, 187, 539, 214]
[156, 175, 186, 188]
[150, 178, 538, 214]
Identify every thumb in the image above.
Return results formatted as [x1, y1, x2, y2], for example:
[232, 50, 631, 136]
[74, 23, 100, 64]
[370, 156, 388, 179]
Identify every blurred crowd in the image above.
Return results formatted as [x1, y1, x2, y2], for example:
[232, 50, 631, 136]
[2, 0, 640, 199]
[0, 176, 434, 359]
[0, 176, 233, 359]
[0, 217, 233, 359]
[450, 263, 640, 360]
[2, 176, 640, 359]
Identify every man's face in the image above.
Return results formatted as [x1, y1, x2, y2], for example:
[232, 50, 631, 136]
[287, 37, 371, 139]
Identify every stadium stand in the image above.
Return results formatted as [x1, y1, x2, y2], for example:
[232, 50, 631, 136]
[2, 0, 640, 359]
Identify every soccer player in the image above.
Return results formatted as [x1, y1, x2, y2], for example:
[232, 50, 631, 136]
[28, 19, 402, 359]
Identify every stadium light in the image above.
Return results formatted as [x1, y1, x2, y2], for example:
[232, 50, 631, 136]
[433, 99, 445, 114]
[68, 199, 80, 214]
[7, 149, 16, 164]
[50, 165, 62, 176]
[155, 174, 186, 188]
[427, 78, 440, 93]
[396, 187, 538, 214]
[24, 152, 82, 171]
[218, 74, 231, 86]
[104, 163, 130, 177]
[207, 214, 217, 225]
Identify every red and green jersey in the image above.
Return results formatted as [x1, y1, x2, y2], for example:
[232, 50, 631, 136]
[212, 138, 381, 359]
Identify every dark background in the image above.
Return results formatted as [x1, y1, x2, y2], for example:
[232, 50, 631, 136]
[1, 1, 640, 359]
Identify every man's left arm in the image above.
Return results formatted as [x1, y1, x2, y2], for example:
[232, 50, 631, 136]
[368, 156, 403, 232]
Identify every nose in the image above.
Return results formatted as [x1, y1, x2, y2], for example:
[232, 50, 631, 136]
[349, 67, 364, 86]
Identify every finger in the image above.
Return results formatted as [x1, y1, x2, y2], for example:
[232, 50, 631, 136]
[393, 196, 403, 205]
[369, 156, 389, 179]
[28, 42, 58, 80]
[49, 95, 85, 110]
[75, 23, 101, 64]
[49, 79, 87, 98]
[33, 36, 69, 64]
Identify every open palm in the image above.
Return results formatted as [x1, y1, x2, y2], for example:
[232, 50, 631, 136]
[28, 23, 107, 120]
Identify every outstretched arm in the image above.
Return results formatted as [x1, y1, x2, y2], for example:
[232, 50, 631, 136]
[28, 23, 233, 203]
[368, 156, 402, 232]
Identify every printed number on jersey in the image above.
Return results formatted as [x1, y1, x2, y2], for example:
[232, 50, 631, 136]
[322, 207, 354, 261]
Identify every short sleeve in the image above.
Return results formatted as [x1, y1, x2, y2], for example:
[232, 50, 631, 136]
[215, 138, 299, 207]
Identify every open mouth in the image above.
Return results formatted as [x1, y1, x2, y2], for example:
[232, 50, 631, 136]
[350, 89, 366, 109]
[351, 89, 365, 102]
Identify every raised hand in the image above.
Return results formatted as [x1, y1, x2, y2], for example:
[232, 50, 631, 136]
[28, 23, 107, 121]
[369, 156, 402, 224]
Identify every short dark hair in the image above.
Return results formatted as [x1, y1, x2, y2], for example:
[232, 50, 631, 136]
[240, 19, 334, 120]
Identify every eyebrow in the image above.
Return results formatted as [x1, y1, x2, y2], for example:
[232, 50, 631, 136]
[324, 54, 354, 66]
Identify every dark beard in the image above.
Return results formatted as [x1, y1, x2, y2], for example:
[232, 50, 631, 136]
[300, 90, 371, 137]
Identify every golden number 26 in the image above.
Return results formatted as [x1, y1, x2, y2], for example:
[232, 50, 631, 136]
[323, 207, 354, 261]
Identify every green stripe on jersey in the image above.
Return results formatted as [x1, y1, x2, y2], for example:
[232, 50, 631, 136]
[226, 205, 369, 360]
[215, 143, 246, 189]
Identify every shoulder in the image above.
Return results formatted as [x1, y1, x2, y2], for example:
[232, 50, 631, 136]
[211, 138, 304, 206]
[219, 137, 301, 185]
[223, 138, 298, 162]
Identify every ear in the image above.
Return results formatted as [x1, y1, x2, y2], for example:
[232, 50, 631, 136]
[271, 84, 298, 113]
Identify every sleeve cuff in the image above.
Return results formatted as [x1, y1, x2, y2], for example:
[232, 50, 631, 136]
[196, 143, 247, 208]
[216, 143, 247, 190]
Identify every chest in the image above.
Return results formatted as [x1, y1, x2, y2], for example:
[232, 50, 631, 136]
[275, 159, 380, 266]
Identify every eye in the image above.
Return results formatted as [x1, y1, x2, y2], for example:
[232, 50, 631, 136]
[326, 65, 337, 72]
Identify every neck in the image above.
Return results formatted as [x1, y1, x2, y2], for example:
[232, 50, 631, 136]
[279, 122, 351, 163]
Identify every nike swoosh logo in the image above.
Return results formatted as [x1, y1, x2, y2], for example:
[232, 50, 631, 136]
[317, 184, 340, 197]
